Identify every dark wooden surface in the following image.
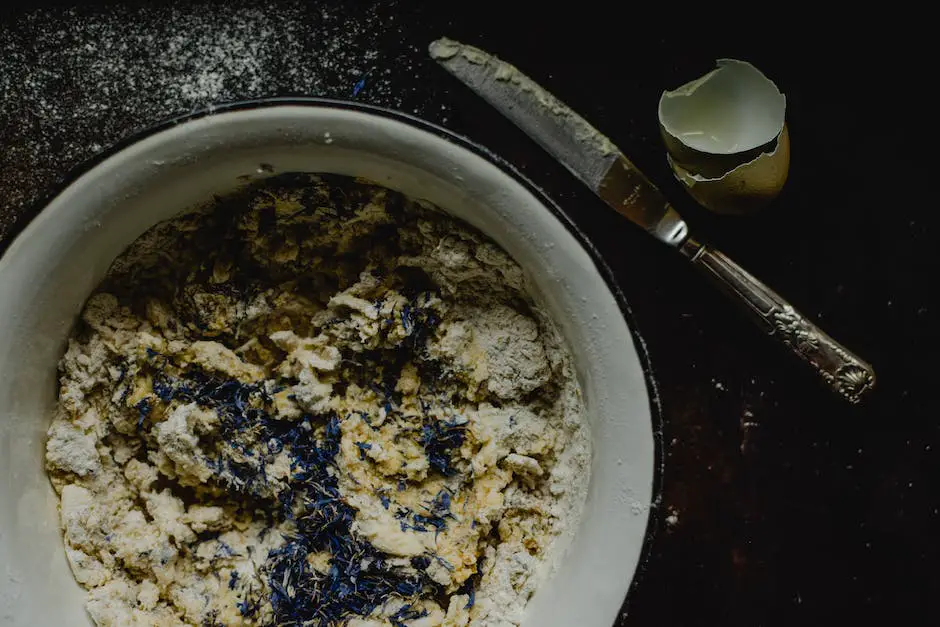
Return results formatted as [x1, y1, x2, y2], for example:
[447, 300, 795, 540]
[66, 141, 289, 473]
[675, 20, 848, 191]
[0, 4, 932, 625]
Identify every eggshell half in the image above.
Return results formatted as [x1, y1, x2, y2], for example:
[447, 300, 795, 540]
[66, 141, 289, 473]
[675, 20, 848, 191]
[667, 124, 790, 215]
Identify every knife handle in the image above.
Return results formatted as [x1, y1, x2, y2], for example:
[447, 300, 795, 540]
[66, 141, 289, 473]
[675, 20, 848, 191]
[679, 236, 875, 404]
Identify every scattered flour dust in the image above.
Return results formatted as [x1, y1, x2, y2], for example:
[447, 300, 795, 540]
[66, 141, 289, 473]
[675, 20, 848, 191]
[0, 1, 448, 248]
[665, 508, 679, 527]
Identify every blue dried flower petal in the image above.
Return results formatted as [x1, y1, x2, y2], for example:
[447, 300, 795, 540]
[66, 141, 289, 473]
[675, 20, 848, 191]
[421, 417, 466, 476]
[135, 399, 152, 431]
[236, 598, 258, 617]
[355, 441, 372, 460]
[152, 375, 174, 402]
[400, 304, 413, 333]
[390, 604, 429, 627]
[263, 410, 441, 625]
[432, 489, 451, 515]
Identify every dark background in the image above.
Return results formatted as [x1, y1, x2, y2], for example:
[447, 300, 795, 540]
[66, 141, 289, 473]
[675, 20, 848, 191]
[1, 3, 933, 625]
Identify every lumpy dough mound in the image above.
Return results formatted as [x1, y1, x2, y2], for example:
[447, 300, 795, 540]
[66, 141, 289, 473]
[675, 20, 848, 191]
[46, 173, 590, 627]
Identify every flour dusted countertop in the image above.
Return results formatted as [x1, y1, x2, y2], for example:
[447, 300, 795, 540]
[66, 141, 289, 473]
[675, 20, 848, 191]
[45, 173, 590, 627]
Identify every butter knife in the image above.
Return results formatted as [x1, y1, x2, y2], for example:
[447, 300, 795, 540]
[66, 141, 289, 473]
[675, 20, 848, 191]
[429, 37, 875, 404]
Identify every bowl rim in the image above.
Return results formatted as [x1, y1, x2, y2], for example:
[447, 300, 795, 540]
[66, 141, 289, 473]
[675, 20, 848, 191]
[0, 96, 664, 612]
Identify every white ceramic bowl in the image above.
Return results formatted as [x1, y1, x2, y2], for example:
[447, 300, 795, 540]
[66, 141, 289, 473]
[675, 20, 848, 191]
[0, 100, 658, 626]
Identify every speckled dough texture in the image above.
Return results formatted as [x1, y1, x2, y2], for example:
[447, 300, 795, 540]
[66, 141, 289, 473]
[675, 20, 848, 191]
[45, 174, 590, 627]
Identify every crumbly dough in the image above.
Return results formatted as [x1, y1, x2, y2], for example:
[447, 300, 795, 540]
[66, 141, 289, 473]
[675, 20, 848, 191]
[45, 173, 590, 626]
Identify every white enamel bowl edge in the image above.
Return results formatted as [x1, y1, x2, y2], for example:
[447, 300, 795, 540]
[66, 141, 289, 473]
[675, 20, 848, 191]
[0, 103, 656, 626]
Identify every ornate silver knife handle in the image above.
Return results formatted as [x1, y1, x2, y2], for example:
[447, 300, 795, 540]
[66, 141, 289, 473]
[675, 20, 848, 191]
[679, 236, 875, 403]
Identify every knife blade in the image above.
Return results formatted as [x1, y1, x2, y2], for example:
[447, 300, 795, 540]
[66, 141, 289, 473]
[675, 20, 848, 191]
[429, 37, 876, 404]
[428, 37, 689, 248]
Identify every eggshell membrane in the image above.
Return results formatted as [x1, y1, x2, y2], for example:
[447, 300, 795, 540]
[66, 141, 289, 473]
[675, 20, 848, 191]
[658, 58, 786, 159]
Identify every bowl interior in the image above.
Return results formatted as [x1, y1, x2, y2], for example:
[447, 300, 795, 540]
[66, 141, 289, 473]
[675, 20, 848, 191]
[0, 103, 654, 626]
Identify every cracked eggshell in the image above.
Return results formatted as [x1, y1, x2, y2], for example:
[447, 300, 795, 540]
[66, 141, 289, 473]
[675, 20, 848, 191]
[667, 123, 790, 215]
[658, 59, 789, 213]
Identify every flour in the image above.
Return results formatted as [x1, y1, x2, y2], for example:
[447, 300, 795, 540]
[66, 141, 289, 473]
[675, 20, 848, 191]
[0, 2, 449, 249]
[45, 174, 590, 626]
